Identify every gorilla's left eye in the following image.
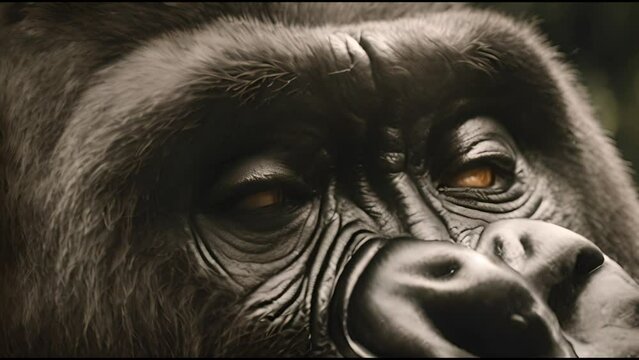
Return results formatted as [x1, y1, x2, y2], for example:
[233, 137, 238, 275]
[447, 166, 495, 188]
[434, 117, 518, 192]
[440, 158, 514, 192]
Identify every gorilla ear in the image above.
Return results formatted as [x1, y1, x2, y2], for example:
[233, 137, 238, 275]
[0, 3, 27, 27]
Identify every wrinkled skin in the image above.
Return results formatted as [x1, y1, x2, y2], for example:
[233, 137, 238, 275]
[1, 2, 638, 357]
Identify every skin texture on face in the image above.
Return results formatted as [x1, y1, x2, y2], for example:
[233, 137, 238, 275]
[0, 2, 638, 357]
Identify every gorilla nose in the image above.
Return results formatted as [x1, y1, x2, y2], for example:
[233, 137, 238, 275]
[475, 219, 605, 299]
[330, 238, 575, 357]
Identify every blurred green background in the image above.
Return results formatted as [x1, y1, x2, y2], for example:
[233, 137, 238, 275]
[483, 3, 639, 187]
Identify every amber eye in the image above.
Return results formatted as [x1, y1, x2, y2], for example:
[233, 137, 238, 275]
[448, 166, 495, 188]
[235, 188, 283, 210]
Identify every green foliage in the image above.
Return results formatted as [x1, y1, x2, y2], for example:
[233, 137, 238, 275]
[483, 3, 639, 186]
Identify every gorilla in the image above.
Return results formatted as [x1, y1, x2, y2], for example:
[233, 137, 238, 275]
[1, 2, 638, 357]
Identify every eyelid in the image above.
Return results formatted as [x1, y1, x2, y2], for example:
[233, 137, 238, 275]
[459, 136, 515, 161]
[204, 153, 316, 211]
[213, 157, 294, 191]
[440, 145, 515, 177]
[432, 125, 516, 175]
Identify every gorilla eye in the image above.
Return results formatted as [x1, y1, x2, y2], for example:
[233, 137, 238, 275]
[235, 188, 283, 210]
[201, 153, 320, 221]
[447, 166, 495, 188]
[440, 159, 514, 192]
[222, 181, 315, 217]
[433, 117, 518, 192]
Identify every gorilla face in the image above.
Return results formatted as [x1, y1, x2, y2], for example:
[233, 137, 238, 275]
[1, 3, 638, 357]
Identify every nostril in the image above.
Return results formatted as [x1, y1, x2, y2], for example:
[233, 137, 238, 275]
[509, 313, 529, 330]
[493, 237, 505, 259]
[574, 246, 604, 276]
[424, 258, 461, 279]
[547, 245, 605, 328]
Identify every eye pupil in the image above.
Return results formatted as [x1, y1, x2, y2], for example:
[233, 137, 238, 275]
[449, 166, 495, 188]
[236, 189, 283, 210]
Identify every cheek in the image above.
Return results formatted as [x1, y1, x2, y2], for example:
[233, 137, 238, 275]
[219, 196, 385, 348]
[189, 181, 383, 298]
[189, 199, 322, 290]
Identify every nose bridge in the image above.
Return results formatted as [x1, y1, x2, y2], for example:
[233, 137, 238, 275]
[384, 171, 451, 240]
[339, 32, 451, 241]
[475, 219, 605, 296]
[321, 29, 455, 242]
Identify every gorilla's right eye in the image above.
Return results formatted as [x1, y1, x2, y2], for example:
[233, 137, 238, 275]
[236, 188, 283, 210]
[216, 178, 315, 215]
[200, 153, 318, 223]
